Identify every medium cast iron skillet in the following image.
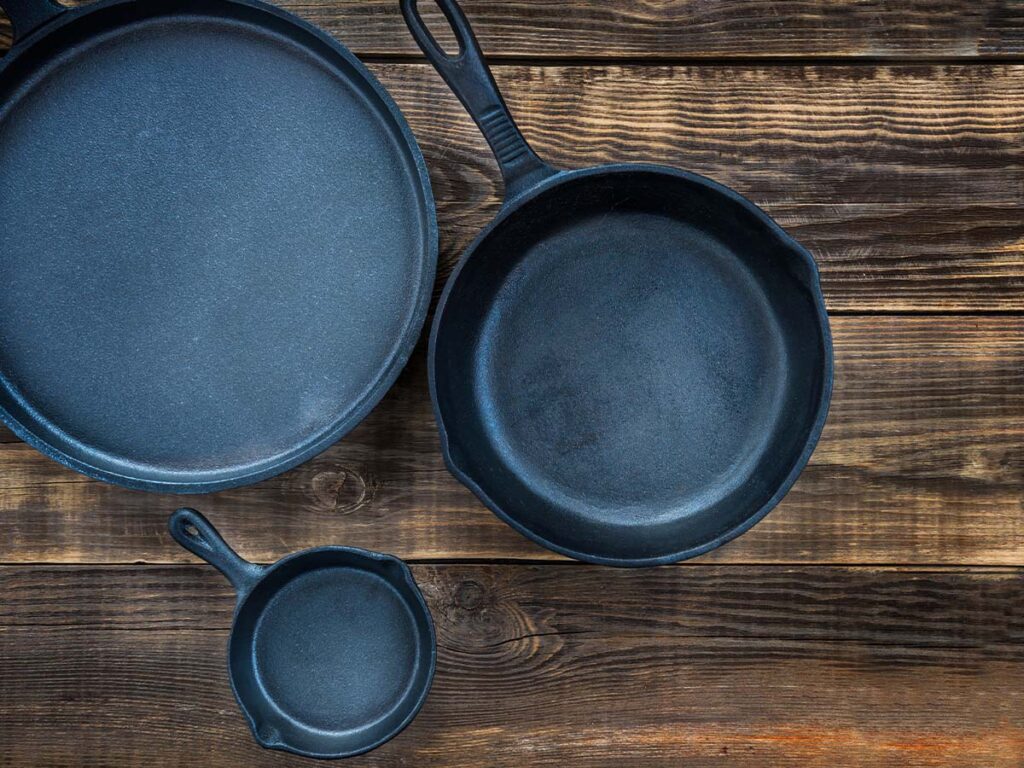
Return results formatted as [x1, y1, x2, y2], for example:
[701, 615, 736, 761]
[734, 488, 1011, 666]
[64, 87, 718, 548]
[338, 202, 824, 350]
[169, 508, 435, 759]
[0, 0, 436, 492]
[403, 0, 833, 566]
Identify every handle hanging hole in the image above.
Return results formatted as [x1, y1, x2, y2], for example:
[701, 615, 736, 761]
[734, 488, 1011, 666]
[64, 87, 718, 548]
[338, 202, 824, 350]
[183, 523, 199, 538]
[415, 0, 462, 58]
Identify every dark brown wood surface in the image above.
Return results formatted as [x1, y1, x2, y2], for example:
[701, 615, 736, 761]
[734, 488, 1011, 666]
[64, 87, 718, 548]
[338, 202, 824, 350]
[0, 0, 1022, 766]
[5, 1, 1024, 59]
[2, 565, 1023, 766]
[1, 317, 1022, 566]
[379, 63, 1024, 312]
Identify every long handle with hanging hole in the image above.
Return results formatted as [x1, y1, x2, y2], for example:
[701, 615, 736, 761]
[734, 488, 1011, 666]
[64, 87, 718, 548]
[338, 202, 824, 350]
[400, 0, 556, 201]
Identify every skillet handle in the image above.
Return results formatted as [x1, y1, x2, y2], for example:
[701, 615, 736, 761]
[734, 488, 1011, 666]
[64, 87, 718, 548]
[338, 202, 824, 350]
[2, 0, 63, 44]
[169, 508, 264, 596]
[401, 0, 556, 201]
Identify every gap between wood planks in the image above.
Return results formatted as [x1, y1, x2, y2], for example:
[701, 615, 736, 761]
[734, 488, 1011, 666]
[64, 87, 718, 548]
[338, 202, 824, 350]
[2, 561, 1022, 569]
[356, 53, 1024, 67]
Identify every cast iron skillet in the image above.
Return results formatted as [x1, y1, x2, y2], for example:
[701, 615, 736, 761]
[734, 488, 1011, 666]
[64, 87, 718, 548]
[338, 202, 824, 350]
[169, 508, 435, 759]
[403, 0, 833, 566]
[0, 0, 436, 492]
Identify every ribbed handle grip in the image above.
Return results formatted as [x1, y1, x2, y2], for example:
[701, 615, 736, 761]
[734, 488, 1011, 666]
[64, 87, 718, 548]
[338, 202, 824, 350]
[400, 0, 556, 201]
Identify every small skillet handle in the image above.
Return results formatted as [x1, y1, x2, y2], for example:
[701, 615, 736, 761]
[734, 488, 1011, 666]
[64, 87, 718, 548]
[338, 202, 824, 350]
[401, 0, 556, 201]
[169, 508, 264, 597]
[2, 0, 63, 44]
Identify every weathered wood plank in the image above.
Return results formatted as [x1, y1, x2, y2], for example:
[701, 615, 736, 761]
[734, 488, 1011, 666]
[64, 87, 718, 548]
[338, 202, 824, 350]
[0, 201, 1014, 327]
[376, 64, 1024, 208]
[2, 62, 1020, 309]
[4, 1, 1024, 59]
[0, 63, 1016, 308]
[0, 317, 1020, 566]
[410, 200, 1024, 313]
[385, 63, 1024, 310]
[7, 631, 1019, 767]
[4, 564, 1022, 644]
[1, 64, 1022, 309]
[1, 564, 1022, 766]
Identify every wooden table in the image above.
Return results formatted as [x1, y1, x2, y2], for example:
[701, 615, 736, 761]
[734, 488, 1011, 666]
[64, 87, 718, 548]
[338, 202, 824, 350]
[2, 2, 1023, 765]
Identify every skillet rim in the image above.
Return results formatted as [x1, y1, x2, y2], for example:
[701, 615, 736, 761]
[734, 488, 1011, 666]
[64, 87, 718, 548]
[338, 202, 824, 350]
[227, 544, 437, 759]
[428, 162, 834, 567]
[0, 0, 438, 493]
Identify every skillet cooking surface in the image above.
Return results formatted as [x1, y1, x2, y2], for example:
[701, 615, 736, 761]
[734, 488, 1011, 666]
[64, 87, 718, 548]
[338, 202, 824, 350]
[251, 568, 420, 731]
[0, 10, 433, 489]
[481, 210, 787, 516]
[232, 561, 431, 753]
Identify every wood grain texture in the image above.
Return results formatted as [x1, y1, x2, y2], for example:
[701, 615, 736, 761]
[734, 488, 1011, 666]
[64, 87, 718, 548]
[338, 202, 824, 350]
[0, 63, 1020, 309]
[1, 564, 1022, 766]
[0, 317, 1020, 566]
[4, 0, 1024, 59]
[380, 64, 1023, 310]
[367, 64, 1024, 208]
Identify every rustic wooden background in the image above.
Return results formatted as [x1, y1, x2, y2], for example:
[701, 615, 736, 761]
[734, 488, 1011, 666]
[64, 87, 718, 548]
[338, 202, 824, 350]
[2, 1, 1023, 766]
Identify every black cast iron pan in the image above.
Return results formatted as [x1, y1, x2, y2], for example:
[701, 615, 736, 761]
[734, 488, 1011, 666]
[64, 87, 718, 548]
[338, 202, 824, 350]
[169, 508, 435, 759]
[403, 0, 833, 566]
[0, 0, 436, 492]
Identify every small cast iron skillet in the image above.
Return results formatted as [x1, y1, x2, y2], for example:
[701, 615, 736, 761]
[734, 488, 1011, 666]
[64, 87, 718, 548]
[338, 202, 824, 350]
[169, 508, 435, 759]
[403, 0, 833, 566]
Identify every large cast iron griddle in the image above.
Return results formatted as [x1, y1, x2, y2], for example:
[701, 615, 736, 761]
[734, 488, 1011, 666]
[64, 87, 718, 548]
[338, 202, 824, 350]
[0, 0, 436, 491]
